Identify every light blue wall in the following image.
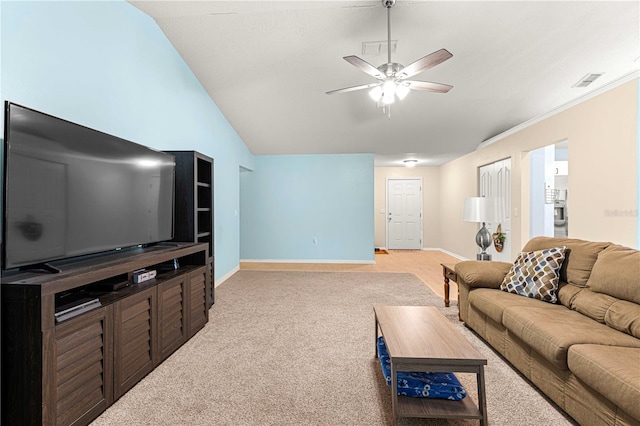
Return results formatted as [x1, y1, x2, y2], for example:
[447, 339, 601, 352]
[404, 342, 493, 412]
[240, 154, 374, 262]
[0, 0, 254, 280]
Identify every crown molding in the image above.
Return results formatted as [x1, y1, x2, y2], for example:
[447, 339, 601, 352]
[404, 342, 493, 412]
[477, 71, 640, 151]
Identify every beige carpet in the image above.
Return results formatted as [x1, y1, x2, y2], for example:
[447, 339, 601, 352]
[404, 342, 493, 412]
[91, 271, 575, 425]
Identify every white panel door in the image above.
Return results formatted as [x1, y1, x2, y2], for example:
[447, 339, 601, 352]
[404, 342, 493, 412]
[479, 159, 512, 262]
[387, 178, 422, 249]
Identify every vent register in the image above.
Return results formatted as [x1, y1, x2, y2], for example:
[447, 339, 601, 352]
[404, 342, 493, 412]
[573, 73, 603, 88]
[362, 40, 398, 56]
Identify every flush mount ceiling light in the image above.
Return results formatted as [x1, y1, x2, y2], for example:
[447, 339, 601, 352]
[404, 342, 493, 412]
[326, 0, 454, 118]
[403, 159, 418, 167]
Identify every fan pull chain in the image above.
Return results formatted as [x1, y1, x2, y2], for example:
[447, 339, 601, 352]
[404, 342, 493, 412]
[383, 104, 391, 119]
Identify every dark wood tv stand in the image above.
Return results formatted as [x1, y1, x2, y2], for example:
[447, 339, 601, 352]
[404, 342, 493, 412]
[1, 243, 211, 426]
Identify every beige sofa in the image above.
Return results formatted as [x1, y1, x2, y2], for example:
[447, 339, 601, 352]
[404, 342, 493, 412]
[455, 236, 640, 426]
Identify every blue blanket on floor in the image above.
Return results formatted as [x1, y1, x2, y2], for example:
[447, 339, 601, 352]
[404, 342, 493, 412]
[376, 336, 467, 400]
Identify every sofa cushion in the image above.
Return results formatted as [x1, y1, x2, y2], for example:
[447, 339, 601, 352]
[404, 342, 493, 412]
[568, 344, 640, 421]
[556, 282, 583, 308]
[605, 300, 640, 339]
[502, 306, 640, 370]
[587, 244, 640, 304]
[455, 260, 512, 289]
[522, 236, 609, 287]
[500, 246, 566, 303]
[469, 287, 562, 325]
[571, 288, 618, 323]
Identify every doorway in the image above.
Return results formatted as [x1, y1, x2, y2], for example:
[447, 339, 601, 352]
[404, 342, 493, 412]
[529, 141, 569, 239]
[386, 178, 422, 249]
[479, 158, 512, 262]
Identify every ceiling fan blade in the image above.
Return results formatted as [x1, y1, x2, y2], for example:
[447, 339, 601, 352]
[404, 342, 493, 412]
[326, 82, 381, 95]
[397, 49, 453, 79]
[343, 56, 384, 79]
[406, 80, 453, 93]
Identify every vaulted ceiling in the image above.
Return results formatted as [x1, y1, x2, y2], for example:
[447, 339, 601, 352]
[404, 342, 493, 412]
[130, 1, 639, 166]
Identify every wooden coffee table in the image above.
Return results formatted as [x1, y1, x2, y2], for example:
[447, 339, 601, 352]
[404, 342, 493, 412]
[374, 305, 488, 425]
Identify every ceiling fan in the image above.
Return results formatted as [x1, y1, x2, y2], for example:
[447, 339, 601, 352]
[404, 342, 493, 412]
[326, 0, 453, 114]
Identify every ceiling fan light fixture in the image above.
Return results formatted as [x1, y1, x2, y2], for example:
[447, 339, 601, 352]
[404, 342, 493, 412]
[326, 0, 453, 117]
[381, 80, 397, 104]
[381, 92, 395, 105]
[396, 83, 410, 100]
[369, 85, 383, 101]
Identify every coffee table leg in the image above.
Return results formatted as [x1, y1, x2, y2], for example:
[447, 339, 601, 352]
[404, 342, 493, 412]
[391, 362, 398, 426]
[444, 276, 450, 307]
[477, 365, 488, 426]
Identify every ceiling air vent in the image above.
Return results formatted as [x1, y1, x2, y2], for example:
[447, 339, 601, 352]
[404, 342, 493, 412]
[573, 73, 603, 88]
[362, 40, 397, 56]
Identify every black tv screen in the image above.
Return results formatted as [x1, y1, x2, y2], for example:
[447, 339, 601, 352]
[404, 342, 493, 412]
[3, 102, 175, 270]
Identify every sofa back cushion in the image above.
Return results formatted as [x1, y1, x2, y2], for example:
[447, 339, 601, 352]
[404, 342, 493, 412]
[522, 237, 609, 287]
[572, 290, 640, 339]
[587, 244, 640, 304]
[604, 300, 640, 339]
[571, 288, 618, 323]
[556, 282, 583, 308]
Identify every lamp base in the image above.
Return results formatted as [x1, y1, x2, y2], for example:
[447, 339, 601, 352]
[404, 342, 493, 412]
[477, 253, 491, 261]
[475, 222, 492, 261]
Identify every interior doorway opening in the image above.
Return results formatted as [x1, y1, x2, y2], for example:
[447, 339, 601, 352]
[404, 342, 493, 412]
[529, 140, 569, 239]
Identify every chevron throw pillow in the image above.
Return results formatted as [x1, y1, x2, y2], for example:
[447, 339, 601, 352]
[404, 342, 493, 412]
[500, 246, 567, 303]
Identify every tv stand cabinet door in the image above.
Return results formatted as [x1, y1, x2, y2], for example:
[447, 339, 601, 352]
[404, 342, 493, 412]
[51, 306, 113, 426]
[158, 275, 188, 361]
[188, 266, 209, 338]
[112, 287, 157, 401]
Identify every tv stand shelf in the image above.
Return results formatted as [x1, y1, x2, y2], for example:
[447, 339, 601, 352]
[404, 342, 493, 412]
[1, 243, 211, 426]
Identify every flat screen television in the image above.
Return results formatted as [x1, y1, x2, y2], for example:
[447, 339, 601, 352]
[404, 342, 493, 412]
[2, 102, 175, 272]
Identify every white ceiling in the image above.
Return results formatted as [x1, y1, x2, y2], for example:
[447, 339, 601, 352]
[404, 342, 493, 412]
[130, 0, 639, 166]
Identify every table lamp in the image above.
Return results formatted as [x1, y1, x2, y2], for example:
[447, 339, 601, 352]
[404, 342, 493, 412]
[463, 197, 498, 261]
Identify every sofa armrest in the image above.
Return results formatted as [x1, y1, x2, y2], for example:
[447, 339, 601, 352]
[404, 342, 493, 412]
[455, 260, 512, 289]
[455, 261, 512, 323]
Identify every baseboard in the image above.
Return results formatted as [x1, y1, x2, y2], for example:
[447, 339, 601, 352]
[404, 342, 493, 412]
[422, 247, 469, 261]
[377, 246, 468, 261]
[214, 265, 239, 288]
[240, 259, 375, 265]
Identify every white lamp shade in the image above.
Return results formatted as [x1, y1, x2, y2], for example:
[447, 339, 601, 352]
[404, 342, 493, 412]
[463, 197, 499, 223]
